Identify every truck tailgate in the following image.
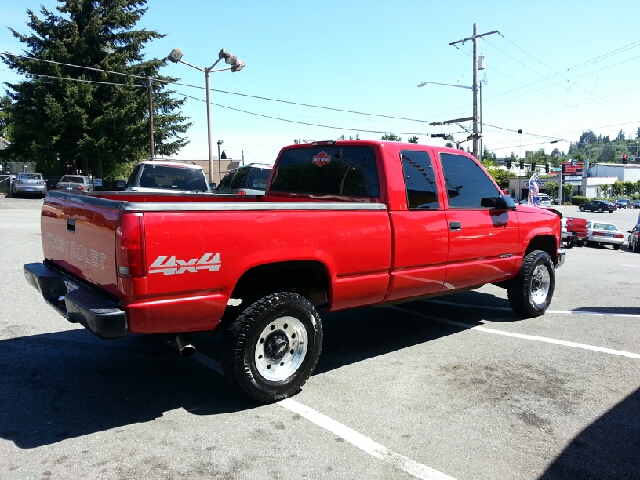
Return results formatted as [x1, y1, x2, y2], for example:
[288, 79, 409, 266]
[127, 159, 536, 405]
[41, 191, 121, 296]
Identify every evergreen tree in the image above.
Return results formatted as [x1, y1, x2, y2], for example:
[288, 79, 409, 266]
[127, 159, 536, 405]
[381, 133, 402, 142]
[2, 0, 191, 177]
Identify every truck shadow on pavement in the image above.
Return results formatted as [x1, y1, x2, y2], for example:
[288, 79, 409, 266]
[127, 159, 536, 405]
[0, 330, 255, 449]
[315, 292, 520, 374]
[538, 386, 640, 480]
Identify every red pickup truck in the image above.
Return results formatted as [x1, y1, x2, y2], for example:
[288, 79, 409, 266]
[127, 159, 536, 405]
[25, 140, 564, 402]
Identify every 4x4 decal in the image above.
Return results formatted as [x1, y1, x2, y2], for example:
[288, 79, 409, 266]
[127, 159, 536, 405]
[149, 253, 220, 275]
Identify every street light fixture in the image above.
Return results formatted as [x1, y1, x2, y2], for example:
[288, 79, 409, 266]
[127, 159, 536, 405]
[167, 48, 245, 183]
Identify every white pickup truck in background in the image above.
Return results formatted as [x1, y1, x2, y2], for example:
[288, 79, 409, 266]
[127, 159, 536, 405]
[125, 160, 211, 194]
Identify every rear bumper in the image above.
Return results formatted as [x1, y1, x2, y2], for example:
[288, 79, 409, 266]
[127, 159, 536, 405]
[24, 262, 127, 339]
[14, 185, 47, 195]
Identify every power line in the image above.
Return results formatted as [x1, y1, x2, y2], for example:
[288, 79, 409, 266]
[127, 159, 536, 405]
[2, 51, 435, 125]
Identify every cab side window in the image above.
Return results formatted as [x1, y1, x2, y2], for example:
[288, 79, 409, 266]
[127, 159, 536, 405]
[400, 150, 440, 209]
[440, 153, 500, 208]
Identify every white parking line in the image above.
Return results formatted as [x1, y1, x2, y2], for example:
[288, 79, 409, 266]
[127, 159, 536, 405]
[390, 306, 640, 360]
[280, 398, 456, 480]
[621, 264, 640, 268]
[182, 347, 456, 480]
[426, 299, 640, 318]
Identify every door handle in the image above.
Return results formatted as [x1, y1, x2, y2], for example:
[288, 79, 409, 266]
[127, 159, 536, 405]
[67, 217, 75, 232]
[449, 221, 461, 231]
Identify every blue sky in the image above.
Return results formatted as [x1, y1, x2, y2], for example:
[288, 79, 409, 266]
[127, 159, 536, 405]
[2, 0, 640, 164]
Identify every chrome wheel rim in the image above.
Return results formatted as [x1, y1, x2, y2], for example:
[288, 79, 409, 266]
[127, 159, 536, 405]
[254, 315, 307, 382]
[530, 264, 551, 306]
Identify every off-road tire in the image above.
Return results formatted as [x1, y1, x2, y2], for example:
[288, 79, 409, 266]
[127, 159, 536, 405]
[507, 250, 555, 318]
[220, 292, 322, 403]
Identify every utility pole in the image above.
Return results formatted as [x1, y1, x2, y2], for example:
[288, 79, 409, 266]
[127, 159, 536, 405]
[147, 78, 155, 159]
[450, 24, 499, 159]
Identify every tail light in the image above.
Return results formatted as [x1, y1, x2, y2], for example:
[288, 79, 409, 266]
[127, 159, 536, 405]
[237, 189, 247, 196]
[15, 180, 23, 185]
[38, 180, 46, 185]
[116, 213, 146, 277]
[78, 186, 84, 191]
[56, 185, 61, 189]
[592, 231, 605, 236]
[614, 233, 624, 238]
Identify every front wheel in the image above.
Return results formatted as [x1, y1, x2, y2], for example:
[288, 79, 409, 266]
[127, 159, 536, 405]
[598, 207, 603, 213]
[220, 292, 323, 403]
[507, 250, 555, 318]
[579, 206, 585, 212]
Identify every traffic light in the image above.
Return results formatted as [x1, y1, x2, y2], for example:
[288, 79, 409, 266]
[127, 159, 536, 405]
[623, 154, 628, 164]
[531, 162, 537, 171]
[506, 159, 512, 168]
[519, 159, 525, 169]
[545, 163, 550, 173]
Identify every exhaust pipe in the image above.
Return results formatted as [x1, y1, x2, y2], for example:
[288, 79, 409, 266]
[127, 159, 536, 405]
[176, 333, 195, 357]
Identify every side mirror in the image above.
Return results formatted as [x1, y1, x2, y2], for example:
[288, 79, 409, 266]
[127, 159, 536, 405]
[481, 195, 517, 210]
[116, 180, 126, 189]
[209, 182, 217, 190]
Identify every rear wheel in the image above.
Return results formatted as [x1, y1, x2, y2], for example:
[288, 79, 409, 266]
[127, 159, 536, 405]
[507, 250, 555, 318]
[220, 292, 322, 403]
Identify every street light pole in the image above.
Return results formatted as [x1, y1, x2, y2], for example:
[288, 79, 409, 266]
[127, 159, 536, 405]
[217, 139, 224, 182]
[167, 48, 245, 184]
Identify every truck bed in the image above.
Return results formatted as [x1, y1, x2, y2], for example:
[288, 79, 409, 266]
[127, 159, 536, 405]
[40, 190, 391, 335]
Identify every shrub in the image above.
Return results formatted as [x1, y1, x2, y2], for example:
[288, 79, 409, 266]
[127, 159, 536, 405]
[571, 196, 588, 205]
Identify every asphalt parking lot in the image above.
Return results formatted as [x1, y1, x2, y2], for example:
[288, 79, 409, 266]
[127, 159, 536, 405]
[1, 196, 639, 480]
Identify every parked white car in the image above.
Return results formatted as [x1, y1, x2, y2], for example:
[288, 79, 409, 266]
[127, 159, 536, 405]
[585, 221, 625, 250]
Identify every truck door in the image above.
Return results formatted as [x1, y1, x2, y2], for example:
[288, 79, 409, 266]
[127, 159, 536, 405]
[440, 152, 519, 290]
[386, 149, 449, 301]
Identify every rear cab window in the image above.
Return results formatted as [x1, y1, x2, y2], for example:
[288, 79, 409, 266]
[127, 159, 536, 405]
[270, 145, 380, 198]
[135, 164, 208, 191]
[244, 167, 271, 189]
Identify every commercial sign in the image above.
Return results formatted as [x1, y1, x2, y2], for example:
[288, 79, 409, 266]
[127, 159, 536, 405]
[562, 161, 584, 175]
